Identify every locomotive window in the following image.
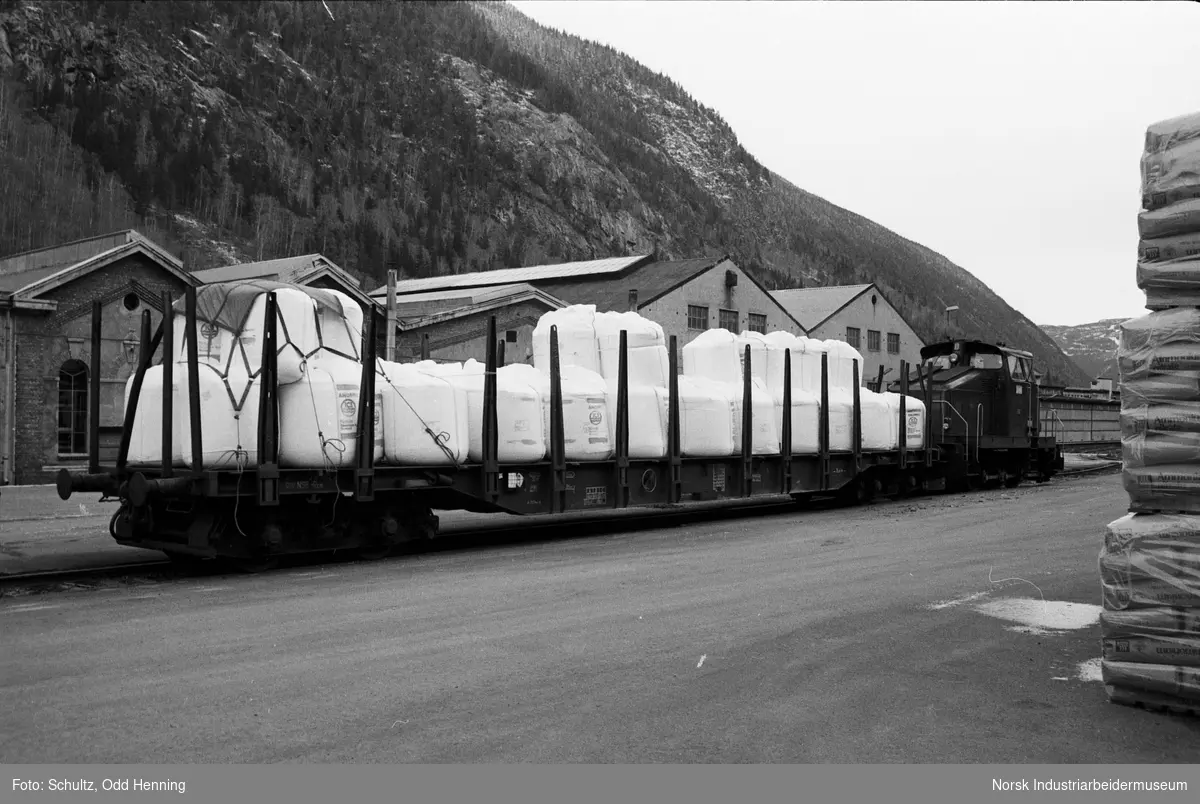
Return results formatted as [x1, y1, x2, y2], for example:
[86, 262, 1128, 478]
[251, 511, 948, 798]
[1008, 355, 1029, 381]
[970, 353, 1004, 370]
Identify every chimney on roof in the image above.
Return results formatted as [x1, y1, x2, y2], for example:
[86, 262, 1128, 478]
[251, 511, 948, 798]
[628, 289, 638, 311]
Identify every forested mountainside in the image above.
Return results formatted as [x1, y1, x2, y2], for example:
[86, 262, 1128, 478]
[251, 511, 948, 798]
[0, 0, 1088, 384]
[1040, 319, 1125, 385]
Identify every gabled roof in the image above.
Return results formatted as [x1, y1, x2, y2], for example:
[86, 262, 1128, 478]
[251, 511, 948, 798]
[370, 254, 653, 297]
[0, 230, 193, 305]
[192, 254, 373, 306]
[391, 283, 567, 331]
[538, 256, 724, 312]
[770, 284, 874, 331]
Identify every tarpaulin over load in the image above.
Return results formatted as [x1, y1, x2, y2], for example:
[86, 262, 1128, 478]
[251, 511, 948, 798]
[173, 280, 351, 339]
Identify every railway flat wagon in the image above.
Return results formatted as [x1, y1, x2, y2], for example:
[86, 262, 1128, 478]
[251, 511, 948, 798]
[55, 282, 1047, 572]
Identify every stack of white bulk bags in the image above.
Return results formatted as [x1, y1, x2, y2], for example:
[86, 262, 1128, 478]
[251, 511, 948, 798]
[501, 363, 613, 461]
[761, 331, 821, 454]
[533, 307, 668, 460]
[1102, 110, 1200, 713]
[794, 338, 852, 450]
[682, 329, 778, 455]
[125, 283, 320, 470]
[592, 311, 671, 459]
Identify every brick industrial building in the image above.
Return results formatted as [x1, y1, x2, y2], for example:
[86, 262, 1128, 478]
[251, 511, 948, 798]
[770, 283, 925, 390]
[0, 233, 375, 485]
[0, 231, 198, 485]
[369, 254, 809, 364]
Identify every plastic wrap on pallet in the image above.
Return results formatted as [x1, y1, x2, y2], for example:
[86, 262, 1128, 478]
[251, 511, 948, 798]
[795, 338, 854, 451]
[1102, 608, 1200, 666]
[1138, 232, 1200, 266]
[501, 363, 613, 461]
[1122, 464, 1200, 514]
[376, 360, 469, 466]
[1138, 198, 1200, 241]
[1121, 373, 1200, 407]
[1123, 432, 1200, 468]
[1118, 310, 1200, 404]
[737, 332, 771, 386]
[532, 305, 603, 376]
[1141, 135, 1200, 212]
[1102, 659, 1200, 703]
[1145, 111, 1200, 155]
[1100, 513, 1200, 609]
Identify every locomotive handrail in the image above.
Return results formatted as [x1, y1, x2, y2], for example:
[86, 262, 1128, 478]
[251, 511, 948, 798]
[933, 399, 971, 459]
[975, 403, 982, 463]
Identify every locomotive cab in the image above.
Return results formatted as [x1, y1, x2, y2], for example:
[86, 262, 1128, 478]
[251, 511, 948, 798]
[903, 339, 1059, 489]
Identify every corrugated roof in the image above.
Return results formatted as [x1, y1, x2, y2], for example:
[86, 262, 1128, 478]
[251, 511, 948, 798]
[770, 284, 873, 330]
[538, 257, 722, 311]
[373, 255, 652, 296]
[0, 231, 142, 277]
[386, 284, 541, 316]
[393, 283, 566, 330]
[191, 254, 332, 284]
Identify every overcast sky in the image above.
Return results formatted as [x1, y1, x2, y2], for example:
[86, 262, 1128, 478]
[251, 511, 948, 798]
[509, 0, 1198, 327]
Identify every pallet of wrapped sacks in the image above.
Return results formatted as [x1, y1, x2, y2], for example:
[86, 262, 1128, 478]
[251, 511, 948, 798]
[1138, 110, 1200, 309]
[1119, 309, 1200, 513]
[1099, 512, 1200, 714]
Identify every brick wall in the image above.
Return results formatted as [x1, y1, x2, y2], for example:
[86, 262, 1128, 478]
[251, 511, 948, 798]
[642, 262, 806, 364]
[11, 253, 191, 484]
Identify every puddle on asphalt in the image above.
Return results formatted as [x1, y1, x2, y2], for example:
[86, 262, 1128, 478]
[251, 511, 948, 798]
[971, 597, 1101, 635]
[1076, 658, 1103, 683]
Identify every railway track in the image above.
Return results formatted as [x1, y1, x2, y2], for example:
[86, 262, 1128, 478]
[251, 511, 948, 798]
[0, 464, 1120, 594]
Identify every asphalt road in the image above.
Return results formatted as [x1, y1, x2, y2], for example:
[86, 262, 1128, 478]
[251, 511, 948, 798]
[2, 474, 1196, 763]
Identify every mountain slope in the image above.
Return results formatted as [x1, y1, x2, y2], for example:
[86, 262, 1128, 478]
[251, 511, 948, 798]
[0, 0, 1089, 384]
[1040, 319, 1125, 384]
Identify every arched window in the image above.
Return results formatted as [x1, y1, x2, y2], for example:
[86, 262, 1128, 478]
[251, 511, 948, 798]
[57, 359, 88, 457]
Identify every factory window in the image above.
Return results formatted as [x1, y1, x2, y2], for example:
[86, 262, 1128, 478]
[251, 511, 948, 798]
[687, 305, 709, 330]
[867, 330, 881, 352]
[845, 327, 860, 349]
[887, 332, 900, 354]
[719, 309, 739, 332]
[505, 330, 517, 343]
[748, 313, 767, 334]
[57, 359, 89, 457]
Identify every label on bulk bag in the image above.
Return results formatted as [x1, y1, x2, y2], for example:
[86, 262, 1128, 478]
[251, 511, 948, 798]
[337, 384, 359, 440]
[375, 393, 384, 448]
[906, 411, 922, 440]
[585, 397, 608, 445]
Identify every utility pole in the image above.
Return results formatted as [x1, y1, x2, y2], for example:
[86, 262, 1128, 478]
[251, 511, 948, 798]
[385, 270, 397, 362]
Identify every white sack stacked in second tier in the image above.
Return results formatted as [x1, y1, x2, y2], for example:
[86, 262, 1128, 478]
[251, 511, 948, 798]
[1138, 111, 1200, 309]
[1119, 308, 1200, 512]
[532, 305, 668, 459]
